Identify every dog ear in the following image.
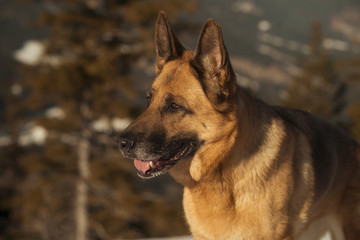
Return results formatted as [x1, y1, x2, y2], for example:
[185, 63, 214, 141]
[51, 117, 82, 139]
[155, 11, 185, 74]
[191, 19, 236, 112]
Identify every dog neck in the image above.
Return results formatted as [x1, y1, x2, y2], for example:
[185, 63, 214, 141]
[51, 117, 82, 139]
[170, 87, 273, 188]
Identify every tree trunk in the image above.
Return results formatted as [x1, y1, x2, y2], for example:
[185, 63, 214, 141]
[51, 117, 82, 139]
[76, 96, 93, 240]
[76, 130, 91, 240]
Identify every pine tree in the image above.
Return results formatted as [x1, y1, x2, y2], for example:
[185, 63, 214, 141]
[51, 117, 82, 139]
[282, 21, 346, 120]
[339, 57, 360, 141]
[349, 101, 360, 141]
[0, 75, 31, 239]
[6, 0, 197, 239]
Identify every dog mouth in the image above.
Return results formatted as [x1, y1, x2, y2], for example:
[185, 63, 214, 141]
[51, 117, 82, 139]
[133, 142, 190, 179]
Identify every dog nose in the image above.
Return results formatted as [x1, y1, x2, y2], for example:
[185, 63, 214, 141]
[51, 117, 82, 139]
[116, 134, 135, 151]
[120, 138, 134, 149]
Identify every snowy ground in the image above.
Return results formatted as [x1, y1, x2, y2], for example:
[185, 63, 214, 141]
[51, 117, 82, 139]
[133, 234, 332, 240]
[132, 233, 334, 240]
[136, 236, 193, 240]
[132, 231, 335, 240]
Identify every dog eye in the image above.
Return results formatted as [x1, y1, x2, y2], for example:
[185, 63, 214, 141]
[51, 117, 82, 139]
[146, 92, 152, 104]
[168, 102, 182, 112]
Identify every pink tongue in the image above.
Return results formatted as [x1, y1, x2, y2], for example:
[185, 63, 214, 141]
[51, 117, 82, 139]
[134, 159, 151, 174]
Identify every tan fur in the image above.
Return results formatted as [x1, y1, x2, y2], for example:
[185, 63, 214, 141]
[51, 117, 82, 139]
[118, 12, 360, 239]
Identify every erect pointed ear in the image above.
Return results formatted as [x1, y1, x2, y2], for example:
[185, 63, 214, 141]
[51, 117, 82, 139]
[155, 11, 185, 74]
[191, 19, 236, 112]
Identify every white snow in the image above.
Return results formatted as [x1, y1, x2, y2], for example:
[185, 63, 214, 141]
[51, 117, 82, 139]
[45, 107, 66, 119]
[232, 1, 262, 15]
[323, 38, 349, 51]
[319, 231, 332, 240]
[111, 117, 131, 131]
[10, 84, 23, 96]
[91, 117, 132, 132]
[135, 237, 193, 240]
[18, 125, 48, 146]
[13, 40, 44, 65]
[91, 116, 111, 133]
[258, 20, 271, 32]
[0, 135, 12, 146]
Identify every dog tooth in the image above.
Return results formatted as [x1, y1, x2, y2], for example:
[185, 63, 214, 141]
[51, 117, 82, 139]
[149, 161, 154, 168]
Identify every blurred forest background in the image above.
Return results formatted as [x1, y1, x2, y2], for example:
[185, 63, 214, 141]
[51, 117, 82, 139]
[1, 0, 360, 239]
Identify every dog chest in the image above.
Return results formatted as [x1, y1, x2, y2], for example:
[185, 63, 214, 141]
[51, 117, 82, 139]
[182, 186, 286, 239]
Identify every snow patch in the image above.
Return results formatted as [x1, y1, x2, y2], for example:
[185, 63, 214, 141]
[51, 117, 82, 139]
[232, 1, 262, 15]
[10, 84, 23, 96]
[258, 20, 271, 32]
[14, 40, 44, 65]
[111, 117, 131, 131]
[91, 116, 111, 133]
[45, 107, 65, 119]
[19, 125, 48, 146]
[0, 135, 12, 147]
[91, 117, 132, 132]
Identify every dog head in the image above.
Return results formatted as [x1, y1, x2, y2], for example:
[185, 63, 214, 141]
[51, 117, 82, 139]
[117, 12, 239, 183]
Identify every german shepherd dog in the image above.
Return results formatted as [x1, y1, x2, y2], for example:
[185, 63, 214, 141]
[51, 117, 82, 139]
[117, 12, 360, 239]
